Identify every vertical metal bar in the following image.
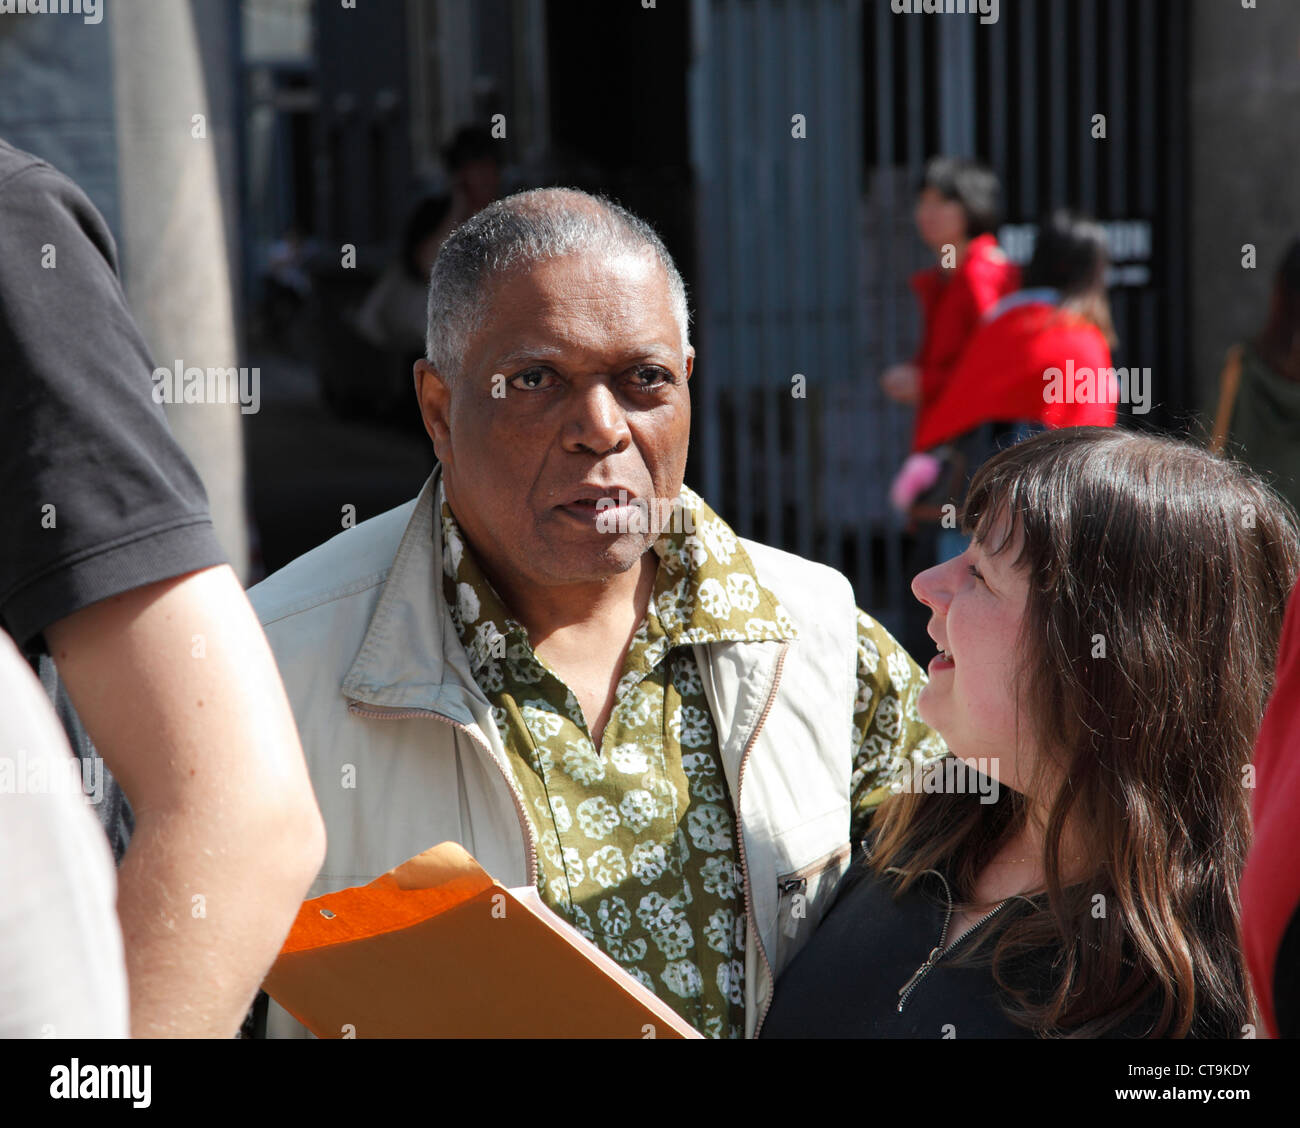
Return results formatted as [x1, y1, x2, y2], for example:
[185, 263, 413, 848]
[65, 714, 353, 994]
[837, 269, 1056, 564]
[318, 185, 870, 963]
[1078, 0, 1099, 216]
[687, 0, 722, 511]
[1048, 0, 1068, 208]
[1136, 0, 1158, 405]
[1163, 0, 1189, 422]
[759, 0, 782, 549]
[1019, 0, 1038, 219]
[989, 8, 1008, 185]
[938, 10, 975, 157]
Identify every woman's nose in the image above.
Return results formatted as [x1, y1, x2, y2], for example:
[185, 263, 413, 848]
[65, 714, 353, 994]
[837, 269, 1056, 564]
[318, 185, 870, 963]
[911, 560, 953, 612]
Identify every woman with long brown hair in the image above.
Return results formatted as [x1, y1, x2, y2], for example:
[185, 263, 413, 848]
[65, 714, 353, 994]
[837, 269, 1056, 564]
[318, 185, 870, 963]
[762, 427, 1300, 1038]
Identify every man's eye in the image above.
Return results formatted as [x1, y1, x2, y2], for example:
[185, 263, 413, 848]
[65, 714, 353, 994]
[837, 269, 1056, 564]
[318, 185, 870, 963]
[630, 366, 673, 388]
[509, 367, 555, 390]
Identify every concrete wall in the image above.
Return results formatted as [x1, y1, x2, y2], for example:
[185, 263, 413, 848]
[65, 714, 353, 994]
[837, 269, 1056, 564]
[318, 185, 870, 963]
[1189, 0, 1300, 420]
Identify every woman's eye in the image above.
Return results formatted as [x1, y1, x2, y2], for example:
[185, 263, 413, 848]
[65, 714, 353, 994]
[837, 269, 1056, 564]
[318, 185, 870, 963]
[509, 367, 555, 390]
[967, 564, 985, 584]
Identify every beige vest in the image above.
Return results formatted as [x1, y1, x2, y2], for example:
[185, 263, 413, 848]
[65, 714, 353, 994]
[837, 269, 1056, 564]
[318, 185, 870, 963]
[251, 469, 859, 1037]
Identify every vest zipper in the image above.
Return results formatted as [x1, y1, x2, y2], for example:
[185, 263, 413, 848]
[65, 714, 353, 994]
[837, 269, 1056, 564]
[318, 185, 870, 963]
[346, 702, 538, 887]
[895, 869, 1014, 1014]
[741, 641, 790, 1039]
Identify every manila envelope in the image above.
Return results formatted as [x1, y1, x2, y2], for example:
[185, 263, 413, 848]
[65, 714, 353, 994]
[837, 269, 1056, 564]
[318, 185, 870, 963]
[263, 841, 701, 1038]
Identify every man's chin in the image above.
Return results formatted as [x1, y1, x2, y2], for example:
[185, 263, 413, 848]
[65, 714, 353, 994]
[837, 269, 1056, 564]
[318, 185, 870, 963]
[530, 532, 654, 583]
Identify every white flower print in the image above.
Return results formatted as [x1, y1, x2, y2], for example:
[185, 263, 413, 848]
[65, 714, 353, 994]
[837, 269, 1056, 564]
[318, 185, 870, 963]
[560, 846, 584, 888]
[671, 655, 703, 697]
[597, 896, 633, 938]
[724, 572, 760, 614]
[588, 845, 627, 888]
[700, 854, 738, 899]
[716, 959, 744, 1005]
[562, 738, 605, 785]
[856, 732, 895, 775]
[571, 904, 595, 944]
[696, 576, 731, 619]
[661, 959, 704, 998]
[620, 789, 657, 833]
[874, 694, 903, 740]
[575, 796, 621, 841]
[630, 840, 670, 885]
[629, 967, 655, 991]
[704, 908, 735, 955]
[547, 874, 571, 910]
[506, 639, 544, 684]
[562, 688, 586, 727]
[701, 517, 737, 564]
[670, 705, 714, 749]
[521, 700, 564, 739]
[614, 686, 652, 729]
[886, 648, 912, 689]
[678, 535, 709, 571]
[539, 829, 564, 868]
[534, 793, 568, 832]
[686, 803, 732, 853]
[774, 603, 797, 638]
[656, 578, 692, 632]
[682, 751, 726, 802]
[650, 914, 694, 961]
[649, 776, 679, 820]
[456, 582, 480, 625]
[441, 516, 464, 576]
[857, 628, 881, 675]
[744, 617, 779, 640]
[608, 742, 650, 775]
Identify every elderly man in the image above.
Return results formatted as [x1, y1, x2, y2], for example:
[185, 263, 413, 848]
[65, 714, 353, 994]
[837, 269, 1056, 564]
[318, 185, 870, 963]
[250, 188, 945, 1038]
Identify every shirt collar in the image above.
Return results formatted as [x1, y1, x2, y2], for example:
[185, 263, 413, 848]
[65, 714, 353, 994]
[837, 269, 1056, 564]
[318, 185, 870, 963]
[437, 477, 797, 674]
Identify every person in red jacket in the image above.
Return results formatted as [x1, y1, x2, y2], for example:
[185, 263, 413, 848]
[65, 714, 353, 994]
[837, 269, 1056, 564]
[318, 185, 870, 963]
[1243, 577, 1300, 1038]
[880, 157, 1021, 446]
[913, 210, 1120, 452]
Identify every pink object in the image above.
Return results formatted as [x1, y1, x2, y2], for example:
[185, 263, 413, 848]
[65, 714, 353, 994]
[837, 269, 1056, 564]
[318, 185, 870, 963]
[890, 452, 942, 514]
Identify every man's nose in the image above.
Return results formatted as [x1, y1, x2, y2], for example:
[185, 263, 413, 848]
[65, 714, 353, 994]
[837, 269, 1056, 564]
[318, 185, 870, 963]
[564, 381, 631, 455]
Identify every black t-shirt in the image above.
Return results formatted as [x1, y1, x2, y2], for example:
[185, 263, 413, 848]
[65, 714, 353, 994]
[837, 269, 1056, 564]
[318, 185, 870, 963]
[0, 139, 227, 860]
[761, 860, 1182, 1039]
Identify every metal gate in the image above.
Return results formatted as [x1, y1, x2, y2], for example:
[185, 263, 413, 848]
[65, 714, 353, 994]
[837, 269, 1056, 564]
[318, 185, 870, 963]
[688, 0, 1189, 645]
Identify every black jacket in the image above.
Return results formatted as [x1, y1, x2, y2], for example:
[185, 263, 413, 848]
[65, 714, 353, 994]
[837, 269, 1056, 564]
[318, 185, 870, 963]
[761, 859, 1198, 1039]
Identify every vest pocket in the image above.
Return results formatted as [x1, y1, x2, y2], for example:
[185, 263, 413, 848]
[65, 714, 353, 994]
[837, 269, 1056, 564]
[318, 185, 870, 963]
[772, 842, 852, 977]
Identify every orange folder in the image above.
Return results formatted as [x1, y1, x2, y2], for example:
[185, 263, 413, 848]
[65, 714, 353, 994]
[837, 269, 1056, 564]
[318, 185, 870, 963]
[263, 841, 701, 1038]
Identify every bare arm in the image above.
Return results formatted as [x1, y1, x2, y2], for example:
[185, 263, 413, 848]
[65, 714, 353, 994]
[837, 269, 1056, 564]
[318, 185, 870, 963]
[45, 564, 326, 1037]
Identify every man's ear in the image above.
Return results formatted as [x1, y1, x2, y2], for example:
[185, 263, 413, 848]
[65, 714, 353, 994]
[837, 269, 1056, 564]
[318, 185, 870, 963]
[414, 358, 453, 463]
[684, 346, 695, 383]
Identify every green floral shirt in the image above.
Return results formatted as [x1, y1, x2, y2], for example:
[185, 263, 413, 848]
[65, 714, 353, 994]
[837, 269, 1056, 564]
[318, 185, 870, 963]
[438, 481, 944, 1038]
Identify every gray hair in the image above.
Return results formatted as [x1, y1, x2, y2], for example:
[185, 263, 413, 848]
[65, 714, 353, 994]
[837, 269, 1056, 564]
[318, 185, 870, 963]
[424, 187, 691, 379]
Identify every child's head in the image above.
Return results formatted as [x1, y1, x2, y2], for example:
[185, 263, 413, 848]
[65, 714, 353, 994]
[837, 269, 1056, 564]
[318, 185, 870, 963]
[914, 157, 1002, 252]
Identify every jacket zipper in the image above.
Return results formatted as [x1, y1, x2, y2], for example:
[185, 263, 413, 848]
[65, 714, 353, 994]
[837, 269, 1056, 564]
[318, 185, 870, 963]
[346, 702, 539, 887]
[741, 642, 790, 1039]
[895, 869, 1014, 1014]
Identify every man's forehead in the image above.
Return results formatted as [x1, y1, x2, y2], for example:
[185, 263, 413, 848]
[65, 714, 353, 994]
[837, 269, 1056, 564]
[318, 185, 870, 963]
[473, 252, 683, 362]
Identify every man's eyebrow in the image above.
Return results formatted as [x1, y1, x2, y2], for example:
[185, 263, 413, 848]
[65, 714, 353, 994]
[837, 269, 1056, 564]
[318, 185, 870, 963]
[489, 345, 568, 369]
[488, 344, 683, 369]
